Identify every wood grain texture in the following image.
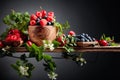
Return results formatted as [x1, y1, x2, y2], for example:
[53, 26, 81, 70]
[11, 46, 120, 53]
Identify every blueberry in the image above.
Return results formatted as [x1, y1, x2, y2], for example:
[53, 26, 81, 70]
[36, 18, 41, 25]
[92, 38, 96, 41]
[80, 38, 85, 42]
[51, 22, 54, 25]
[43, 16, 47, 19]
[47, 22, 52, 25]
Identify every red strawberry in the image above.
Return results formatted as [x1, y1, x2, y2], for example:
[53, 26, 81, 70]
[26, 40, 32, 46]
[69, 31, 76, 36]
[36, 11, 42, 18]
[30, 14, 37, 20]
[56, 34, 66, 46]
[40, 19, 47, 27]
[48, 12, 54, 17]
[0, 41, 4, 48]
[41, 10, 47, 17]
[47, 16, 54, 22]
[30, 20, 36, 26]
[98, 40, 108, 46]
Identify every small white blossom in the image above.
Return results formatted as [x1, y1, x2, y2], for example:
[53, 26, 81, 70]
[43, 40, 55, 51]
[48, 72, 58, 80]
[19, 66, 29, 76]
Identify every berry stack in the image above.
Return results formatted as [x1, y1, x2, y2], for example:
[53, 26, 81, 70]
[29, 10, 55, 27]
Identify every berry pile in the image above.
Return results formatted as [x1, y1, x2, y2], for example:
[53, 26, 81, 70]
[75, 33, 96, 42]
[3, 29, 27, 47]
[30, 10, 55, 27]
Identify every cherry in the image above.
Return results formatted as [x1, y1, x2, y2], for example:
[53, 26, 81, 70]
[26, 40, 32, 47]
[69, 31, 76, 36]
[99, 40, 108, 46]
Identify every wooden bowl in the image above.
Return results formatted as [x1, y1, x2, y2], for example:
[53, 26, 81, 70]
[28, 25, 58, 46]
[77, 41, 99, 47]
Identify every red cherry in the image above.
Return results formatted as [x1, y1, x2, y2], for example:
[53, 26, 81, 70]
[30, 20, 36, 26]
[30, 14, 38, 20]
[48, 12, 54, 17]
[0, 41, 4, 48]
[36, 11, 42, 18]
[99, 40, 108, 46]
[26, 40, 32, 46]
[69, 31, 76, 36]
[40, 19, 47, 27]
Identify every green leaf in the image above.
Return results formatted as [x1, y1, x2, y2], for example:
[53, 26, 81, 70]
[43, 54, 52, 62]
[11, 64, 19, 71]
[52, 40, 60, 48]
[35, 50, 43, 61]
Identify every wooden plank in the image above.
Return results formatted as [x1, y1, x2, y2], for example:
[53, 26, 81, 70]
[11, 46, 120, 53]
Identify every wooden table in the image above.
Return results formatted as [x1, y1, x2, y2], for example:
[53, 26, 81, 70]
[12, 46, 120, 53]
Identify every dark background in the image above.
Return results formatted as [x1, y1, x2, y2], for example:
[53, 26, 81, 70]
[0, 0, 120, 80]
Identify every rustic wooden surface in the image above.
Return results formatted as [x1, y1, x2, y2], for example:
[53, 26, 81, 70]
[11, 46, 120, 53]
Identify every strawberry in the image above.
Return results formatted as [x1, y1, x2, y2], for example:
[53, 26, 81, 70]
[69, 31, 76, 36]
[30, 20, 36, 26]
[48, 12, 54, 17]
[30, 14, 37, 20]
[26, 40, 32, 46]
[40, 19, 47, 27]
[47, 16, 54, 22]
[36, 11, 42, 18]
[41, 10, 47, 17]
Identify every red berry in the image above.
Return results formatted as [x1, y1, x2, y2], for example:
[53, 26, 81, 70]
[69, 31, 76, 36]
[36, 11, 42, 18]
[99, 40, 108, 46]
[47, 16, 54, 22]
[30, 14, 38, 20]
[30, 20, 36, 26]
[26, 40, 32, 46]
[40, 19, 47, 27]
[41, 10, 47, 17]
[0, 41, 4, 48]
[48, 12, 54, 17]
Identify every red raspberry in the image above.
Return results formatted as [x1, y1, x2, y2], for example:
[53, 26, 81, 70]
[30, 20, 36, 26]
[40, 19, 48, 27]
[69, 31, 76, 36]
[48, 12, 54, 17]
[47, 16, 54, 22]
[30, 14, 37, 20]
[36, 11, 42, 18]
[41, 10, 47, 17]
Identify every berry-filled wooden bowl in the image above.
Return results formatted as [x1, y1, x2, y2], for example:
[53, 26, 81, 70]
[28, 25, 58, 46]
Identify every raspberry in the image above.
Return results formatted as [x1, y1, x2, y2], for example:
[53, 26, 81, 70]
[69, 31, 76, 36]
[47, 16, 54, 22]
[40, 19, 48, 27]
[30, 14, 37, 20]
[30, 20, 36, 26]
[41, 10, 47, 17]
[48, 12, 54, 17]
[36, 11, 42, 18]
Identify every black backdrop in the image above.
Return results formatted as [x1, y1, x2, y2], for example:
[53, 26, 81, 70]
[0, 0, 120, 80]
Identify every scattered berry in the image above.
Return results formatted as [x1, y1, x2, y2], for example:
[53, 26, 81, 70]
[98, 40, 108, 46]
[0, 41, 4, 48]
[26, 40, 32, 46]
[69, 31, 76, 36]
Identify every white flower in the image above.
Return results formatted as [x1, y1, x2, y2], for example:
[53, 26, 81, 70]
[43, 40, 55, 51]
[19, 66, 29, 76]
[48, 72, 58, 80]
